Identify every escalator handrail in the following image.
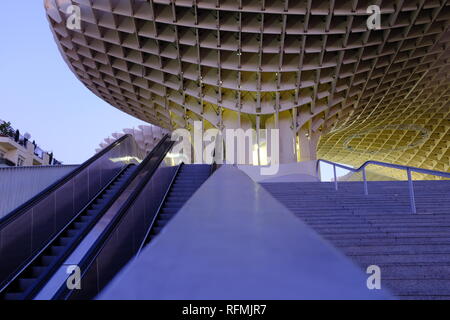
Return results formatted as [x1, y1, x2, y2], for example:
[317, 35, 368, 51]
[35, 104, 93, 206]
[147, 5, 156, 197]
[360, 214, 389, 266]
[54, 134, 174, 300]
[0, 164, 132, 296]
[0, 134, 132, 229]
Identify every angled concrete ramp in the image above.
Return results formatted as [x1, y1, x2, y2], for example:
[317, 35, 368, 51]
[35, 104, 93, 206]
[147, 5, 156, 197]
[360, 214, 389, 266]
[100, 165, 391, 300]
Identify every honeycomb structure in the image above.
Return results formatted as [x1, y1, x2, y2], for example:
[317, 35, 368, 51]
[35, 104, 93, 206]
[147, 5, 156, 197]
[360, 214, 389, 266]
[45, 0, 450, 174]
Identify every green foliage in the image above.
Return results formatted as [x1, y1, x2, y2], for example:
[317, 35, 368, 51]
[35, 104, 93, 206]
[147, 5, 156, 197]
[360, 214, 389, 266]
[0, 121, 13, 136]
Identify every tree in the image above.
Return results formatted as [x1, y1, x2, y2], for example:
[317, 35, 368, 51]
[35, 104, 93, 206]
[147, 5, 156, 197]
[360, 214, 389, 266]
[0, 121, 12, 136]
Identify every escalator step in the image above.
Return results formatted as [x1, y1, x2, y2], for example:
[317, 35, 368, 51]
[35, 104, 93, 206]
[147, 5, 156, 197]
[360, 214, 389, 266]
[95, 198, 106, 204]
[19, 278, 36, 291]
[66, 229, 78, 237]
[170, 189, 195, 193]
[173, 182, 204, 186]
[152, 227, 162, 235]
[176, 180, 206, 184]
[146, 165, 212, 244]
[176, 176, 208, 178]
[170, 192, 195, 197]
[3, 293, 22, 300]
[58, 237, 73, 246]
[157, 216, 171, 223]
[172, 186, 199, 189]
[163, 204, 183, 210]
[167, 195, 190, 200]
[164, 198, 185, 204]
[159, 213, 175, 220]
[163, 203, 183, 209]
[173, 185, 204, 189]
[161, 208, 179, 215]
[165, 197, 189, 202]
[31, 266, 47, 278]
[74, 222, 87, 229]
[155, 220, 168, 228]
[79, 215, 92, 223]
[50, 246, 65, 256]
[40, 255, 56, 266]
[173, 181, 201, 184]
[169, 192, 193, 196]
[167, 198, 190, 203]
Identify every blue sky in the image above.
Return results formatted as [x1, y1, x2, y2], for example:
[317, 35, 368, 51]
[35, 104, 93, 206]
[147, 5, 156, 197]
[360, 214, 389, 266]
[0, 1, 147, 164]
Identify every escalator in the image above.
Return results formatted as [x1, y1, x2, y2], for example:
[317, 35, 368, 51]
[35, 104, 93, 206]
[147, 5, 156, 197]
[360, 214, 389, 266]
[0, 134, 143, 296]
[0, 132, 215, 300]
[53, 135, 176, 300]
[145, 164, 213, 244]
[0, 134, 174, 300]
[0, 165, 137, 300]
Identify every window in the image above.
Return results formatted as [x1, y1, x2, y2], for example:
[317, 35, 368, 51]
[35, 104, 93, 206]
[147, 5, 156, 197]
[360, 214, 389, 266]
[0, 151, 5, 159]
[17, 156, 25, 167]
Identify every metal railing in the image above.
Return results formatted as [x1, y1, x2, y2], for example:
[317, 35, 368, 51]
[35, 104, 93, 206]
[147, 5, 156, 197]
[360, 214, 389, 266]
[316, 159, 450, 214]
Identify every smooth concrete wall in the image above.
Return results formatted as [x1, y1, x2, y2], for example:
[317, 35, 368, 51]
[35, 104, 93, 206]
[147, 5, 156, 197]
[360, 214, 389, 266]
[0, 165, 78, 218]
[99, 165, 391, 300]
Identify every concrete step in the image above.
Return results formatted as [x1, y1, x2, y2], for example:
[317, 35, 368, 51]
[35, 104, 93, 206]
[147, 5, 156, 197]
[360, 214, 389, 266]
[351, 253, 450, 264]
[315, 226, 450, 234]
[325, 232, 450, 240]
[305, 221, 450, 229]
[340, 244, 450, 255]
[263, 180, 450, 300]
[354, 264, 450, 279]
[332, 237, 450, 246]
[383, 279, 450, 296]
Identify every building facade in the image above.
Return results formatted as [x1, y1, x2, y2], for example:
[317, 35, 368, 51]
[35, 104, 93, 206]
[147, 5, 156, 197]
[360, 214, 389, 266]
[0, 120, 60, 167]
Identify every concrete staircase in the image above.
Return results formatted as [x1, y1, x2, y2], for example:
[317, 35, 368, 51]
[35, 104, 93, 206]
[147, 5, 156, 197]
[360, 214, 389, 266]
[262, 180, 450, 300]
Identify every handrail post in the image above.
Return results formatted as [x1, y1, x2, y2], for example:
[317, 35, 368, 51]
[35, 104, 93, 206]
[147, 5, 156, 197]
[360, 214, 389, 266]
[362, 167, 368, 196]
[407, 168, 417, 214]
[333, 164, 338, 191]
[317, 161, 322, 182]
